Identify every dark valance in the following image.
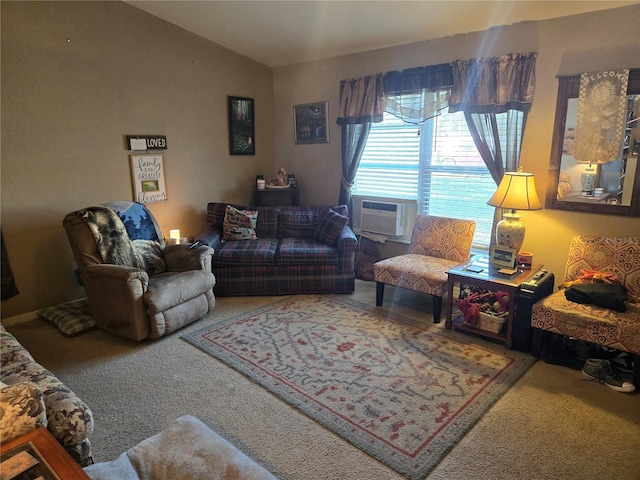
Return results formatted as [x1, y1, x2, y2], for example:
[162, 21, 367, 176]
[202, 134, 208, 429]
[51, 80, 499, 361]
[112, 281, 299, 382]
[383, 64, 453, 94]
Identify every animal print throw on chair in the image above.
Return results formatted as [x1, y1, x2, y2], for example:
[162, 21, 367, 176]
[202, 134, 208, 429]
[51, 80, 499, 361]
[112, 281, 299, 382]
[182, 294, 535, 480]
[78, 202, 165, 274]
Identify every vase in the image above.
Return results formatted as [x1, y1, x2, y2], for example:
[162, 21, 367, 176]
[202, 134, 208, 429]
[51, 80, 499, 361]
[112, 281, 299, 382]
[495, 212, 525, 251]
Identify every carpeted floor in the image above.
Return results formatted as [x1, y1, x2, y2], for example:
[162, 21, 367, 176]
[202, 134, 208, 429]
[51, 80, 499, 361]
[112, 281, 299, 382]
[182, 294, 536, 479]
[4, 280, 640, 479]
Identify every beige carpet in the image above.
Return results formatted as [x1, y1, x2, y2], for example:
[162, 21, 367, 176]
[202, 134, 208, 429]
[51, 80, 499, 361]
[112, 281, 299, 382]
[5, 280, 640, 479]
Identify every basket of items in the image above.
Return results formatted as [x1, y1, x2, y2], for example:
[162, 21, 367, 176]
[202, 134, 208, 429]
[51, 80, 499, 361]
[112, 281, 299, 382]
[455, 285, 509, 334]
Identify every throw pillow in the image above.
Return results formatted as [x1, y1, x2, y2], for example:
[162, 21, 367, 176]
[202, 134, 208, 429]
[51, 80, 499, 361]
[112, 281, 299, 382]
[223, 205, 258, 241]
[314, 209, 349, 246]
[37, 298, 95, 336]
[0, 381, 48, 443]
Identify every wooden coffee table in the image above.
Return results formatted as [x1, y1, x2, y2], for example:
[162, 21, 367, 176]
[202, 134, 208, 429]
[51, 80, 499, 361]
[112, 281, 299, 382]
[0, 427, 90, 479]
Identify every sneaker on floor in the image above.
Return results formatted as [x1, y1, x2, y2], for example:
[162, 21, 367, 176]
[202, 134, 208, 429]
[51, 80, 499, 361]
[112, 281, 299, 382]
[610, 354, 634, 374]
[581, 358, 635, 393]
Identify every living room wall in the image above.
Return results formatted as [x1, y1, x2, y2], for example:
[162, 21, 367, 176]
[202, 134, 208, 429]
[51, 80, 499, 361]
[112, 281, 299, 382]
[2, 2, 639, 319]
[1, 1, 274, 318]
[272, 4, 640, 287]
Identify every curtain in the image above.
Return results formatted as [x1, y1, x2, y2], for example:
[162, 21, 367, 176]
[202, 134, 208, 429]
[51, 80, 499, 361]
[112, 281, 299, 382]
[1, 230, 19, 300]
[450, 53, 536, 247]
[336, 73, 384, 208]
[383, 64, 453, 124]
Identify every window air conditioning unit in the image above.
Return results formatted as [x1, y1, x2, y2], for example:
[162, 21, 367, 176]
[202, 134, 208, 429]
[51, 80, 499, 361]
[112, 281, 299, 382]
[360, 200, 404, 236]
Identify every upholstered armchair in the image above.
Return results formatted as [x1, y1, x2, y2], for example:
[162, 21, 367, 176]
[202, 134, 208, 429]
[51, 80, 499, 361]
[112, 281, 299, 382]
[531, 235, 640, 387]
[373, 215, 476, 323]
[63, 201, 216, 341]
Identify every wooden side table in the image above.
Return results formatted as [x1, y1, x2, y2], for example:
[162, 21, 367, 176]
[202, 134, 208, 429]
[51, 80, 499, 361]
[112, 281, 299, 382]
[0, 427, 90, 479]
[445, 256, 542, 349]
[253, 186, 299, 206]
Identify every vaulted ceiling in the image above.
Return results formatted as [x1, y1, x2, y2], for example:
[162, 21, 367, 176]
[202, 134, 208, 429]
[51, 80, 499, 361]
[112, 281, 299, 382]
[127, 1, 638, 68]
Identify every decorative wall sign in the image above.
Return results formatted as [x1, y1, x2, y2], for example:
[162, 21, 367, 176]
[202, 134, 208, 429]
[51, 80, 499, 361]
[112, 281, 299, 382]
[130, 154, 167, 203]
[294, 101, 328, 144]
[228, 97, 255, 155]
[574, 69, 629, 164]
[127, 135, 167, 151]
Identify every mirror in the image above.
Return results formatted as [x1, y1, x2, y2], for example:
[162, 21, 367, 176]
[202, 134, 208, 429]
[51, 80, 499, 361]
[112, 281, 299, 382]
[546, 68, 640, 216]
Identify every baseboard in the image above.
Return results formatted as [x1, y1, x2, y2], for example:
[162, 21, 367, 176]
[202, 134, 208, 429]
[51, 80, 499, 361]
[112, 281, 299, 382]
[2, 310, 39, 327]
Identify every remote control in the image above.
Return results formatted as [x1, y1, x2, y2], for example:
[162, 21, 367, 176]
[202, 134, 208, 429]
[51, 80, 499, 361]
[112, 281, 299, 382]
[188, 240, 202, 249]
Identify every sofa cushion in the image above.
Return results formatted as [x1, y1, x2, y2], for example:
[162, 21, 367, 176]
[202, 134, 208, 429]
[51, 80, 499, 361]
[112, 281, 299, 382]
[314, 210, 349, 246]
[278, 212, 319, 239]
[223, 205, 258, 241]
[532, 290, 640, 354]
[213, 239, 279, 268]
[276, 238, 339, 266]
[253, 207, 279, 238]
[0, 381, 48, 443]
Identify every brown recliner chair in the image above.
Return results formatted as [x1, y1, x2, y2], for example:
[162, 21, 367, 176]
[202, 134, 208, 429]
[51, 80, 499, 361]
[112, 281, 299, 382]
[63, 201, 216, 341]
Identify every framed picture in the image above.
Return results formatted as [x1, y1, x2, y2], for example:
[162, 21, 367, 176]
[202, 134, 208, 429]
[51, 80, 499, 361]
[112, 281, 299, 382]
[228, 96, 255, 155]
[294, 101, 328, 144]
[130, 154, 167, 203]
[489, 245, 517, 268]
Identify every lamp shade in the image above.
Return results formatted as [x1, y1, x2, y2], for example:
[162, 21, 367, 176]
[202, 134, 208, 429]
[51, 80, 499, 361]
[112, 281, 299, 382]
[487, 171, 542, 211]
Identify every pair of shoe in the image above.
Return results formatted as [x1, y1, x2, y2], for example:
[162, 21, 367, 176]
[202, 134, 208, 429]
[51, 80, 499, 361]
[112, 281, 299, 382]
[581, 359, 635, 393]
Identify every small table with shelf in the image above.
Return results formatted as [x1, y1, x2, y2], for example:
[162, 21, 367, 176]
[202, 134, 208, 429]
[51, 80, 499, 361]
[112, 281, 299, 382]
[0, 427, 90, 479]
[445, 256, 543, 349]
[253, 186, 299, 206]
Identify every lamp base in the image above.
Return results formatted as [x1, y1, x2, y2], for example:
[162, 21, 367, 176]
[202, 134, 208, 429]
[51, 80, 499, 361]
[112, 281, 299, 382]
[496, 212, 525, 251]
[581, 167, 597, 196]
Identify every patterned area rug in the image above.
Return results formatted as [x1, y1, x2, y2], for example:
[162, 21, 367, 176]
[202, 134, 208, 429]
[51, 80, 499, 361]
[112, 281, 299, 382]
[182, 295, 535, 479]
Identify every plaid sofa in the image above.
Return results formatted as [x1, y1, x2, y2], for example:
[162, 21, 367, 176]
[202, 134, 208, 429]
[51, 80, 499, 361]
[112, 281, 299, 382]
[197, 203, 357, 295]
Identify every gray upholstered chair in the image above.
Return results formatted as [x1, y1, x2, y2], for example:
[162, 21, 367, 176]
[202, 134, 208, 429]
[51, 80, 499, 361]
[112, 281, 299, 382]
[63, 201, 216, 341]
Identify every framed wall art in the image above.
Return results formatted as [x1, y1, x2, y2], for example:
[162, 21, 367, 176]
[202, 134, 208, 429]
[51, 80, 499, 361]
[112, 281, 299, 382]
[228, 96, 255, 155]
[130, 154, 167, 203]
[294, 101, 328, 144]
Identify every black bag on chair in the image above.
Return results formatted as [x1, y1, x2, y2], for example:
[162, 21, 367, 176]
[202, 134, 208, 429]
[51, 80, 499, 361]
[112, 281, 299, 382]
[565, 282, 628, 312]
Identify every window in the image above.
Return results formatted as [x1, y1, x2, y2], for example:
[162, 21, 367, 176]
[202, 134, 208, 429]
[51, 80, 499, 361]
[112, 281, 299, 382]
[353, 110, 504, 248]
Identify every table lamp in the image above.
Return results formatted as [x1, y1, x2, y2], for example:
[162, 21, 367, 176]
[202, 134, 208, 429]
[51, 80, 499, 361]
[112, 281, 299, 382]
[487, 168, 542, 251]
[168, 229, 181, 245]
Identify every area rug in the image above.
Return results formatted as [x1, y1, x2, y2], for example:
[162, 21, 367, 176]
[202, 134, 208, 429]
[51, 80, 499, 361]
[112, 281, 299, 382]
[182, 294, 535, 479]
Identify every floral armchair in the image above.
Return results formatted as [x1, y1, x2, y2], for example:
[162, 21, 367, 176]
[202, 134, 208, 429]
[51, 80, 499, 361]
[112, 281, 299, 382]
[373, 215, 476, 323]
[531, 235, 640, 387]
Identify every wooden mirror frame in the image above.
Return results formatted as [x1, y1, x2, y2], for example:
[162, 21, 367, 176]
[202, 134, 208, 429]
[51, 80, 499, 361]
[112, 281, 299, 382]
[546, 68, 640, 216]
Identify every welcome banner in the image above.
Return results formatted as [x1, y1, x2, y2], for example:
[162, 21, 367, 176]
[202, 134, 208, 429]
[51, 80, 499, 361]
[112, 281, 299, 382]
[574, 69, 629, 164]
